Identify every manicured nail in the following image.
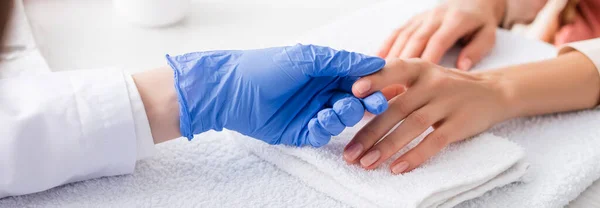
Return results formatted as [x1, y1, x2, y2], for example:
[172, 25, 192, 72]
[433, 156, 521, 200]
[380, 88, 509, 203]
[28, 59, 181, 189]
[354, 79, 371, 95]
[344, 143, 364, 161]
[391, 161, 410, 174]
[360, 149, 380, 167]
[459, 58, 472, 71]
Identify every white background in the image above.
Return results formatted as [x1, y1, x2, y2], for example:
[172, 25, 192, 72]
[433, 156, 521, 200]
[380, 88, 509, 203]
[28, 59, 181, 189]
[24, 0, 385, 72]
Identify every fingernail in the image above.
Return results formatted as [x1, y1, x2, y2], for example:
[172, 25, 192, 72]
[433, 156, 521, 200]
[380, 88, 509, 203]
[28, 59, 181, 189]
[459, 58, 472, 71]
[391, 161, 410, 174]
[360, 150, 380, 167]
[344, 143, 364, 161]
[354, 79, 371, 95]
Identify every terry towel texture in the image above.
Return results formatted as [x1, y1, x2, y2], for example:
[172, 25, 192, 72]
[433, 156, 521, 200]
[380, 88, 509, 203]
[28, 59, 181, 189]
[235, 120, 528, 208]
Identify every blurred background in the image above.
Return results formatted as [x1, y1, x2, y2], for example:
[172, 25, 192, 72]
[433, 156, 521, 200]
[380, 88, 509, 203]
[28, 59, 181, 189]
[22, 0, 385, 73]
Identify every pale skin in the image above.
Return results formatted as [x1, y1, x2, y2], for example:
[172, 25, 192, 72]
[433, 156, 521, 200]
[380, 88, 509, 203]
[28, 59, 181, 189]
[346, 51, 600, 174]
[132, 66, 181, 144]
[378, 0, 506, 70]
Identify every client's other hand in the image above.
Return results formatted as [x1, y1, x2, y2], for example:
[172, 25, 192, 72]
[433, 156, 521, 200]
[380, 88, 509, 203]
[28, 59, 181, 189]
[377, 0, 506, 70]
[167, 44, 388, 147]
[344, 59, 514, 174]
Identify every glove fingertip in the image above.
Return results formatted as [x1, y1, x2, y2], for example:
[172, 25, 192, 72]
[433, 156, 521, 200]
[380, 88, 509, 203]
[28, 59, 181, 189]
[362, 91, 388, 115]
[307, 118, 332, 147]
[333, 97, 364, 126]
[318, 109, 345, 135]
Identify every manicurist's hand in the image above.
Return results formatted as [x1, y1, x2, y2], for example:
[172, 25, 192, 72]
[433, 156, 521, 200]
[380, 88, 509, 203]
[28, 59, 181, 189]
[344, 58, 514, 174]
[167, 44, 389, 147]
[377, 0, 506, 70]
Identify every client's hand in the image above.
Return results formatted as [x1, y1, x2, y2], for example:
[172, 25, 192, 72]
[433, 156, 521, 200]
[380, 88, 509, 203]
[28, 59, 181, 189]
[344, 59, 514, 174]
[377, 0, 506, 70]
[167, 44, 388, 147]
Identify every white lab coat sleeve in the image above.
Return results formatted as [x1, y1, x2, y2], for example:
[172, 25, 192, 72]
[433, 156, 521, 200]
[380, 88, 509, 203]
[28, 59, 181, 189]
[124, 73, 156, 160]
[0, 68, 152, 198]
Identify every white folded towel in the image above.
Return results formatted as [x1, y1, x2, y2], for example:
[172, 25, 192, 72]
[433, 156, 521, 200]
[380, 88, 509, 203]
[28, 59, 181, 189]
[234, 120, 528, 208]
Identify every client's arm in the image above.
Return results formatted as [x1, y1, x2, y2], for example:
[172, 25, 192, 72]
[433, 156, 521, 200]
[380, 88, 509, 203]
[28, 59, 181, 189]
[344, 48, 600, 174]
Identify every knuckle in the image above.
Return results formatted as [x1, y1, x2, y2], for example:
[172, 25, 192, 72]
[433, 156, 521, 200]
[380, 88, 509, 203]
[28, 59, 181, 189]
[396, 33, 411, 43]
[431, 132, 449, 148]
[409, 111, 430, 128]
[385, 59, 409, 74]
[454, 11, 474, 21]
[386, 137, 403, 150]
[429, 74, 449, 88]
[392, 98, 411, 116]
[357, 126, 379, 141]
[390, 58, 407, 66]
[405, 58, 429, 69]
[428, 35, 449, 48]
[411, 149, 428, 164]
[431, 7, 445, 15]
[411, 32, 429, 42]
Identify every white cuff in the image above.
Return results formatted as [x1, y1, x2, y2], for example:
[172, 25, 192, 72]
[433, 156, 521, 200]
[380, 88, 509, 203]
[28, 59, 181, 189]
[124, 73, 156, 160]
[558, 38, 600, 77]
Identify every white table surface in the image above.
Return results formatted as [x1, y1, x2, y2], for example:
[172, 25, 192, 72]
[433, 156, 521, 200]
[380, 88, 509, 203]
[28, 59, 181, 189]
[23, 0, 383, 73]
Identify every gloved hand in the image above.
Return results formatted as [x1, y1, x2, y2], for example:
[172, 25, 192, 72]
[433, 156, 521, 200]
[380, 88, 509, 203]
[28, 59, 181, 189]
[167, 44, 388, 147]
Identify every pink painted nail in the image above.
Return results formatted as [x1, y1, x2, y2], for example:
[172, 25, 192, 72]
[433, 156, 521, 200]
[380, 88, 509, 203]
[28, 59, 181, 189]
[360, 150, 381, 167]
[391, 161, 410, 174]
[459, 58, 472, 71]
[344, 143, 364, 161]
[354, 79, 371, 95]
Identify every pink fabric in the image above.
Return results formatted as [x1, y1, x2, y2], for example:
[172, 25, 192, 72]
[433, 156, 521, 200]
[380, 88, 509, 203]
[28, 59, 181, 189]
[555, 0, 600, 46]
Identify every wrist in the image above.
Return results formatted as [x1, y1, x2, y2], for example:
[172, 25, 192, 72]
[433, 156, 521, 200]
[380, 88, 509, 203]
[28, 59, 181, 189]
[133, 66, 181, 144]
[476, 70, 521, 122]
[166, 53, 231, 139]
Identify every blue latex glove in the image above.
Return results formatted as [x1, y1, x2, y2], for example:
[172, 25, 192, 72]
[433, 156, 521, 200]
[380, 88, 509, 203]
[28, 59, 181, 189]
[167, 44, 387, 147]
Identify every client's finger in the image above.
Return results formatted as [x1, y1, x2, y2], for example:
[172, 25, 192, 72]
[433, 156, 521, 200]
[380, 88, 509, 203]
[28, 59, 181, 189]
[317, 108, 345, 135]
[352, 59, 423, 98]
[377, 27, 403, 58]
[307, 117, 332, 147]
[329, 92, 365, 127]
[399, 17, 442, 59]
[456, 25, 495, 71]
[421, 14, 479, 64]
[387, 20, 421, 59]
[390, 120, 456, 174]
[360, 104, 445, 169]
[344, 86, 429, 163]
[381, 84, 406, 100]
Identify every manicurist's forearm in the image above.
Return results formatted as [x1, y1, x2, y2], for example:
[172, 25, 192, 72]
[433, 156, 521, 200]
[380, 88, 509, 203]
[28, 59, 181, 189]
[133, 66, 181, 144]
[488, 51, 600, 118]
